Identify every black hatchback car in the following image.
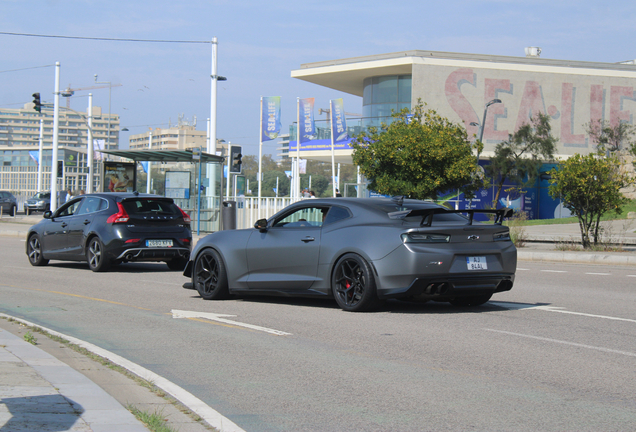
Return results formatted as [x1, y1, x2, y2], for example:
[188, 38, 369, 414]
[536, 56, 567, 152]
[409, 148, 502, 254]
[25, 192, 192, 272]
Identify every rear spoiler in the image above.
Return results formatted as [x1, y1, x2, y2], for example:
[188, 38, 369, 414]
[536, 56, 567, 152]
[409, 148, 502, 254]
[388, 208, 514, 226]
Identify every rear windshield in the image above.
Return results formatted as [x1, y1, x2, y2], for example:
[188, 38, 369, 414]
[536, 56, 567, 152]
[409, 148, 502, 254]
[121, 199, 180, 216]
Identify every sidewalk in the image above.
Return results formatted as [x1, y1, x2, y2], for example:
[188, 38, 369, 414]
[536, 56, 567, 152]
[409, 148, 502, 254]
[0, 322, 149, 432]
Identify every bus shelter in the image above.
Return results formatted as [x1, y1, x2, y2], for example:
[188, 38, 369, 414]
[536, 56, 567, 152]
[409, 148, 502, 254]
[101, 149, 225, 233]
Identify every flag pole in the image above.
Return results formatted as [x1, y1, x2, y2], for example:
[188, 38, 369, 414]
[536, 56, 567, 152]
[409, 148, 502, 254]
[258, 97, 263, 218]
[329, 100, 336, 197]
[296, 97, 300, 200]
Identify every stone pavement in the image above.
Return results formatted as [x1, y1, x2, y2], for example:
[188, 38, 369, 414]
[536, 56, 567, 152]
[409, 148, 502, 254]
[0, 213, 635, 432]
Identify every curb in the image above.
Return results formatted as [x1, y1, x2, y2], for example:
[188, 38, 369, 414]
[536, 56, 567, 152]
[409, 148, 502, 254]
[517, 250, 636, 266]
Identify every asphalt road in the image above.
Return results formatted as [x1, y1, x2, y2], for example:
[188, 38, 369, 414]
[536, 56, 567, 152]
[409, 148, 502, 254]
[1, 236, 636, 431]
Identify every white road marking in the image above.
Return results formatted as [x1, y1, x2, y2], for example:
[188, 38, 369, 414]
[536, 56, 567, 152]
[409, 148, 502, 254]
[490, 302, 636, 324]
[585, 272, 611, 275]
[627, 275, 636, 278]
[172, 309, 292, 336]
[485, 328, 636, 358]
[0, 313, 246, 432]
[516, 268, 529, 271]
[540, 270, 568, 273]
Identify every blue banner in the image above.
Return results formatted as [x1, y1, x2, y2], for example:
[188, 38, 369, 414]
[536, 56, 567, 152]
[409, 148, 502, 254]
[330, 98, 348, 142]
[261, 96, 281, 141]
[29, 151, 39, 165]
[299, 98, 315, 143]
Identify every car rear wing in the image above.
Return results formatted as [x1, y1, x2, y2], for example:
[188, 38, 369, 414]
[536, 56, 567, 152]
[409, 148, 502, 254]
[388, 208, 514, 226]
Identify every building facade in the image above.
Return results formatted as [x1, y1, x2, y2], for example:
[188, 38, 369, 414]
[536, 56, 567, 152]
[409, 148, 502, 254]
[291, 49, 636, 160]
[0, 103, 119, 151]
[0, 103, 118, 199]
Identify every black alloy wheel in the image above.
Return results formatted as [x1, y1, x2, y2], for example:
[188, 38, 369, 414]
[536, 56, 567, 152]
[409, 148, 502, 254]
[27, 234, 49, 266]
[332, 253, 380, 312]
[86, 237, 111, 272]
[194, 249, 229, 300]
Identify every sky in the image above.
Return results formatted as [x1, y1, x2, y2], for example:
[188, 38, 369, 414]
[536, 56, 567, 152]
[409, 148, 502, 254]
[1, 0, 635, 157]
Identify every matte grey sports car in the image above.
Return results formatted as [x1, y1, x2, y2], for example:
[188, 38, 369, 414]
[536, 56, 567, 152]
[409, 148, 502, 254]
[183, 197, 517, 312]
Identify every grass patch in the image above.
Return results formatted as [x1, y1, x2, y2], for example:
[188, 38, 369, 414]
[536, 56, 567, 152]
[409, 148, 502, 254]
[23, 331, 37, 345]
[128, 406, 176, 432]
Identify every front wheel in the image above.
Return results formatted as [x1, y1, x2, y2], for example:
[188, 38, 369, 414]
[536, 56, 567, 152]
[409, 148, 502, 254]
[27, 234, 49, 266]
[332, 253, 380, 312]
[449, 294, 492, 307]
[193, 249, 229, 300]
[86, 237, 111, 272]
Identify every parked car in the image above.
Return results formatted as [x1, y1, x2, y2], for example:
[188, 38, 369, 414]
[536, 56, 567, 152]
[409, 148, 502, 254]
[183, 197, 517, 312]
[26, 192, 192, 272]
[0, 191, 18, 216]
[24, 191, 66, 215]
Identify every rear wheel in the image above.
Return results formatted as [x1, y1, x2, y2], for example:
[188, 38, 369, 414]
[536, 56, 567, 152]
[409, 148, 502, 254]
[194, 249, 229, 300]
[332, 253, 380, 312]
[27, 234, 48, 266]
[449, 294, 492, 307]
[86, 237, 111, 272]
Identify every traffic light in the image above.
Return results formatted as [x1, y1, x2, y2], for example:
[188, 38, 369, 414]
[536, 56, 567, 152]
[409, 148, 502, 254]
[229, 145, 242, 174]
[32, 93, 41, 112]
[57, 160, 63, 178]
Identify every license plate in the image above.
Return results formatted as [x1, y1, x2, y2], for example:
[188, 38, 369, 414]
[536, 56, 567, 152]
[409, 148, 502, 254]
[146, 239, 173, 247]
[466, 256, 487, 270]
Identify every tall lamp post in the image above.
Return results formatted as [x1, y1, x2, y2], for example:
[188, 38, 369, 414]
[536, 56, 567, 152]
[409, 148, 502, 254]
[473, 98, 502, 161]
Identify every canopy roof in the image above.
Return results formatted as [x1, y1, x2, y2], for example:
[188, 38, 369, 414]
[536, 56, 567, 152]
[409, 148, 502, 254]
[101, 149, 224, 163]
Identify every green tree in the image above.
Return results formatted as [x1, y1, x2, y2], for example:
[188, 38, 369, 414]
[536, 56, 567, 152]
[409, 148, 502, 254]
[486, 113, 557, 208]
[548, 153, 630, 248]
[350, 103, 480, 200]
[262, 170, 290, 197]
[586, 119, 636, 154]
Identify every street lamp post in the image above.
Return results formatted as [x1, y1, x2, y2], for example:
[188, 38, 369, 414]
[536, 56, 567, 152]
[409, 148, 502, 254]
[475, 98, 502, 161]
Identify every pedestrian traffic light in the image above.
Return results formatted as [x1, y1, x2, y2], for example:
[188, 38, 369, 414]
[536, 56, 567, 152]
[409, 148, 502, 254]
[57, 160, 63, 178]
[32, 93, 41, 112]
[229, 145, 242, 174]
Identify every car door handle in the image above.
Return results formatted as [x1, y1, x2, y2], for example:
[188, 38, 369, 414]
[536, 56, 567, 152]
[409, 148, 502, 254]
[61, 223, 68, 228]
[83, 219, 91, 225]
[301, 237, 315, 243]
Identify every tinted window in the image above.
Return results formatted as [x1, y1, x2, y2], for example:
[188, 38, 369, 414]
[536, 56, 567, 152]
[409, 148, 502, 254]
[56, 200, 82, 217]
[323, 206, 350, 225]
[77, 197, 107, 214]
[122, 199, 179, 216]
[273, 207, 328, 228]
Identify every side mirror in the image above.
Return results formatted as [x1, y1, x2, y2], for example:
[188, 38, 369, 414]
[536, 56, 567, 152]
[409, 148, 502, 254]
[254, 218, 268, 231]
[43, 210, 53, 219]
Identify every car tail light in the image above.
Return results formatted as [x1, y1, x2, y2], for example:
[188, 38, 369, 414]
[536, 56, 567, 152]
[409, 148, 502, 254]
[493, 231, 511, 241]
[106, 202, 130, 224]
[125, 238, 141, 244]
[179, 206, 191, 223]
[180, 238, 191, 244]
[401, 233, 450, 243]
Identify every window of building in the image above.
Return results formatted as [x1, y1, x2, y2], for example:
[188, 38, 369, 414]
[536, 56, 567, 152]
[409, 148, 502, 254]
[362, 75, 412, 128]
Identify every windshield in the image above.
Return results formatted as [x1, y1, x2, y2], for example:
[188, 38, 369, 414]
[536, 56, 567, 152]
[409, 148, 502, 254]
[375, 203, 469, 223]
[33, 192, 50, 199]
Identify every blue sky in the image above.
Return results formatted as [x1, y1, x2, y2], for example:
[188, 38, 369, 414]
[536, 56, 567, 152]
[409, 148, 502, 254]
[1, 0, 635, 156]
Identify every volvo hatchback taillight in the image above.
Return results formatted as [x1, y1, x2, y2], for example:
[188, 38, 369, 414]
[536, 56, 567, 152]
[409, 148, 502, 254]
[106, 202, 130, 224]
[179, 207, 191, 223]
